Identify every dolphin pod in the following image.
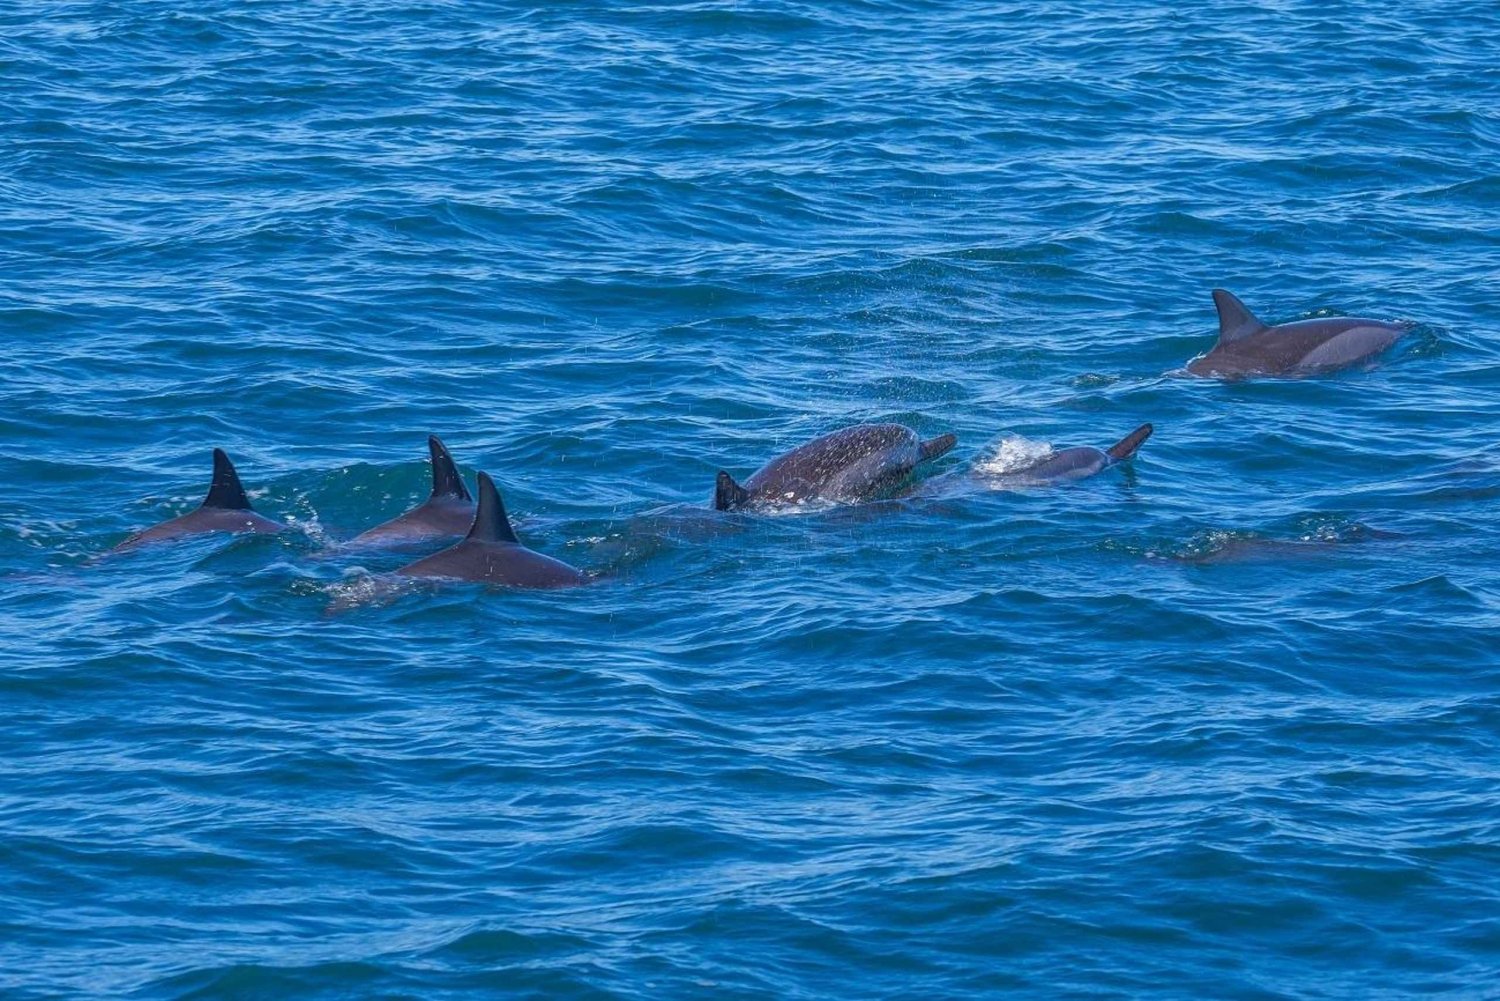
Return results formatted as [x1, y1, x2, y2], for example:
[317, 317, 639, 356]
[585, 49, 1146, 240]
[111, 441, 588, 587]
[106, 285, 1415, 587]
[105, 423, 1142, 586]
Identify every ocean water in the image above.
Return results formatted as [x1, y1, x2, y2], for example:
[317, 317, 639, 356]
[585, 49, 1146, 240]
[3, 1, 1500, 996]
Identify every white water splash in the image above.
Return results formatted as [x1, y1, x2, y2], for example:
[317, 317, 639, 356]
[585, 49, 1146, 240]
[323, 569, 410, 614]
[754, 496, 844, 517]
[281, 510, 328, 542]
[970, 435, 1054, 478]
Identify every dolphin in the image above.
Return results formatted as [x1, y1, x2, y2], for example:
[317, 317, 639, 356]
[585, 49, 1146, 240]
[113, 448, 286, 551]
[397, 472, 586, 588]
[349, 435, 475, 545]
[714, 423, 957, 512]
[1186, 288, 1410, 378]
[983, 423, 1153, 485]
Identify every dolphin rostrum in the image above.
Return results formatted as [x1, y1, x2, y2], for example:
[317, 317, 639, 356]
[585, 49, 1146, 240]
[985, 423, 1153, 485]
[350, 435, 475, 545]
[1186, 288, 1410, 378]
[397, 472, 586, 588]
[113, 448, 287, 551]
[714, 423, 957, 512]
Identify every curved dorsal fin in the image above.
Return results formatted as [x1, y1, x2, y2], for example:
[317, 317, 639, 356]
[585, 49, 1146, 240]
[467, 472, 520, 544]
[714, 471, 750, 511]
[202, 448, 253, 510]
[1212, 289, 1268, 343]
[919, 433, 957, 462]
[428, 435, 471, 501]
[1105, 423, 1154, 462]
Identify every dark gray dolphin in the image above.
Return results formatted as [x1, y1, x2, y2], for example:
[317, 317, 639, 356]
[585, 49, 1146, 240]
[113, 448, 286, 551]
[714, 423, 957, 512]
[397, 472, 586, 588]
[349, 435, 474, 545]
[1186, 288, 1410, 378]
[987, 424, 1153, 485]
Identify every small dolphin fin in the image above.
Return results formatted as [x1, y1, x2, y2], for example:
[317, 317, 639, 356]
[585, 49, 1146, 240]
[714, 471, 750, 511]
[1212, 289, 1267, 343]
[1106, 423, 1154, 462]
[919, 433, 957, 463]
[467, 472, 520, 544]
[202, 448, 253, 510]
[428, 435, 471, 501]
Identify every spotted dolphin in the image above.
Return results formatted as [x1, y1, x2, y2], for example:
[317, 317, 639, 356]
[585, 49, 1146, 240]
[350, 435, 474, 545]
[113, 448, 286, 551]
[397, 472, 586, 588]
[1186, 289, 1410, 378]
[982, 424, 1153, 486]
[714, 423, 957, 512]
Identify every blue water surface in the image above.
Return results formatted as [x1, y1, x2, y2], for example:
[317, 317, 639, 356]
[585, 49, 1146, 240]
[4, 1, 1500, 997]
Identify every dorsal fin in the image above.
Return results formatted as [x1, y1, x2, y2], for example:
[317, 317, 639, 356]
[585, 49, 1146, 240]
[714, 471, 750, 511]
[467, 472, 520, 544]
[1212, 289, 1268, 343]
[428, 435, 471, 501]
[202, 448, 253, 510]
[919, 433, 957, 462]
[1105, 423, 1154, 462]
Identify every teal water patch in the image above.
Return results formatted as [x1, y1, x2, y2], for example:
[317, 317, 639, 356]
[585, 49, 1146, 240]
[3, 1, 1500, 998]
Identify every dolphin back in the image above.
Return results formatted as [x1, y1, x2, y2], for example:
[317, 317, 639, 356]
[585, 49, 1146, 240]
[1292, 321, 1408, 372]
[1195, 289, 1410, 377]
[397, 470, 587, 588]
[110, 448, 285, 552]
